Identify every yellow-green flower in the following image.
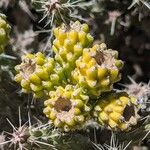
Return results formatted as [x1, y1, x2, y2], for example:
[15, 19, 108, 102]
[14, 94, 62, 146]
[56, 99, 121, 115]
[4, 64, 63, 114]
[72, 43, 123, 97]
[43, 85, 90, 132]
[14, 52, 66, 98]
[93, 91, 140, 131]
[53, 21, 93, 77]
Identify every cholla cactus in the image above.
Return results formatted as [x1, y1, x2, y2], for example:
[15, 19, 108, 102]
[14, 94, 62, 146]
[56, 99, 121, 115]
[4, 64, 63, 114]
[43, 85, 90, 132]
[1, 0, 150, 148]
[14, 52, 66, 98]
[93, 91, 140, 131]
[72, 43, 123, 97]
[0, 14, 11, 54]
[53, 21, 93, 77]
[13, 20, 146, 143]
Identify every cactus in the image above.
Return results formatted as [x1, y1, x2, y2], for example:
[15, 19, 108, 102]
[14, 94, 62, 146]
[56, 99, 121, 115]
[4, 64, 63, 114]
[0, 0, 150, 149]
[0, 13, 10, 54]
[43, 85, 90, 132]
[14, 52, 66, 98]
[2, 13, 149, 149]
[93, 91, 140, 131]
[72, 43, 123, 97]
[53, 21, 93, 78]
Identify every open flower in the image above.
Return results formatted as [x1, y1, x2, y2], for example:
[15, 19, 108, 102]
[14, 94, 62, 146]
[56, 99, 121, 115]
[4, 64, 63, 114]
[14, 52, 66, 98]
[43, 85, 90, 131]
[72, 43, 123, 97]
[93, 91, 140, 131]
[53, 21, 93, 78]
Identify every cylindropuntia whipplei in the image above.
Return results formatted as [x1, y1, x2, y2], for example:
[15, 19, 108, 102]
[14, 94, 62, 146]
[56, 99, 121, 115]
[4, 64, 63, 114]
[43, 85, 90, 132]
[93, 91, 140, 131]
[72, 43, 123, 97]
[13, 20, 142, 134]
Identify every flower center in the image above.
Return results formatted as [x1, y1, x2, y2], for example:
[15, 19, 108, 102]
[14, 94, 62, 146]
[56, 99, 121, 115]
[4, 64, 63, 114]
[21, 59, 36, 80]
[94, 51, 105, 65]
[54, 97, 72, 112]
[94, 49, 117, 69]
[123, 105, 135, 121]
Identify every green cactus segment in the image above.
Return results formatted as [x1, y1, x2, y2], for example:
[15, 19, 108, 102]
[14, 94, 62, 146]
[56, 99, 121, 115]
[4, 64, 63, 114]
[43, 85, 90, 132]
[0, 14, 11, 53]
[53, 21, 93, 78]
[93, 91, 139, 131]
[14, 52, 66, 98]
[72, 43, 124, 97]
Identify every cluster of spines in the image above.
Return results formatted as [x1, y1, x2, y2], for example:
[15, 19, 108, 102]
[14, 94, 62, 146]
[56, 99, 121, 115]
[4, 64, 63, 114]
[0, 13, 11, 53]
